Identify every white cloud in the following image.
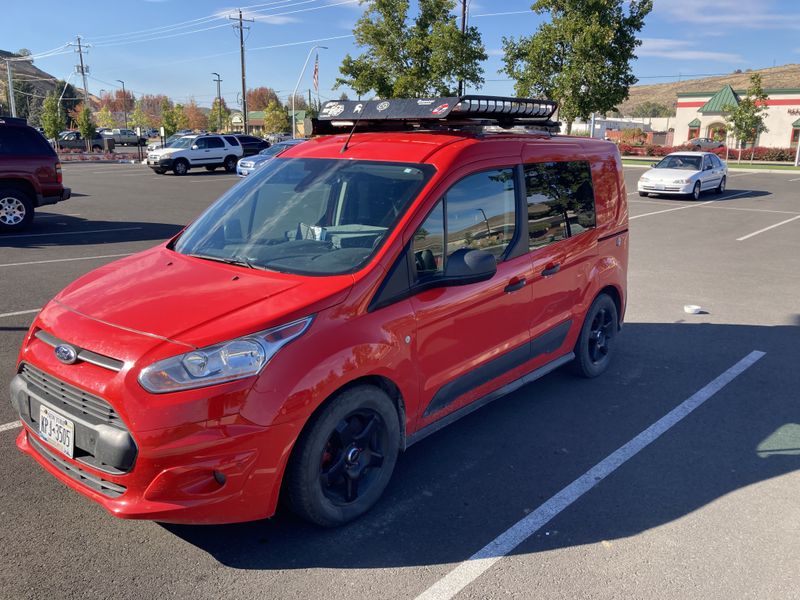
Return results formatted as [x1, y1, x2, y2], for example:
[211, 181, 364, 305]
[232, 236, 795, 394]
[486, 48, 505, 57]
[638, 37, 743, 63]
[653, 0, 800, 30]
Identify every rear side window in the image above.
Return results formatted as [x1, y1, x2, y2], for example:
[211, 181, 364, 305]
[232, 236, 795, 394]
[224, 136, 240, 146]
[524, 161, 595, 250]
[0, 127, 56, 156]
[207, 137, 225, 148]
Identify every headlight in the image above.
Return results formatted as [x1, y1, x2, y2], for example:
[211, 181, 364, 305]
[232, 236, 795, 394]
[138, 316, 313, 393]
[639, 177, 649, 183]
[673, 178, 691, 184]
[160, 152, 173, 159]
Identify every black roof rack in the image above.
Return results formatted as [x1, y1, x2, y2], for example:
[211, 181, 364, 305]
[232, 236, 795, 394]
[312, 95, 560, 135]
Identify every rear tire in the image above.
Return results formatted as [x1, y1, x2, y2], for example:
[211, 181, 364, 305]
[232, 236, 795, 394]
[715, 176, 726, 195]
[0, 187, 35, 232]
[173, 159, 189, 176]
[285, 385, 400, 527]
[572, 294, 618, 379]
[223, 155, 237, 173]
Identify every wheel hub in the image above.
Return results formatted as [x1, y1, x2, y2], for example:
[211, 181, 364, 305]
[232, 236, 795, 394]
[0, 197, 25, 225]
[345, 447, 361, 465]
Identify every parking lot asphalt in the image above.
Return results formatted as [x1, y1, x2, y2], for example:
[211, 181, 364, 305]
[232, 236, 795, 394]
[0, 162, 798, 599]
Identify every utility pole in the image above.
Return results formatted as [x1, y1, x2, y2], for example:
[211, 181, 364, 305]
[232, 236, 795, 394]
[4, 60, 17, 117]
[212, 72, 222, 132]
[116, 79, 128, 129]
[230, 9, 253, 134]
[458, 0, 467, 97]
[69, 35, 90, 104]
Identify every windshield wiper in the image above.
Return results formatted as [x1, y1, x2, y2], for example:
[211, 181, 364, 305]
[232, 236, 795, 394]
[186, 253, 257, 269]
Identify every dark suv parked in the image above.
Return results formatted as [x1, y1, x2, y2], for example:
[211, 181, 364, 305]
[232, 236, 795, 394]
[232, 134, 269, 156]
[0, 116, 71, 232]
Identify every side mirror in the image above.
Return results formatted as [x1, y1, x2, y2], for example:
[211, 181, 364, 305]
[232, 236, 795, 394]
[651, 162, 659, 167]
[704, 164, 712, 171]
[443, 248, 497, 286]
[191, 144, 199, 150]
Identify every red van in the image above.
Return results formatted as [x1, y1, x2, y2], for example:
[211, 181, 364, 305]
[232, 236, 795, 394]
[10, 97, 628, 526]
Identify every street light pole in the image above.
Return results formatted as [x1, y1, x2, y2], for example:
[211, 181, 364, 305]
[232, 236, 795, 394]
[212, 72, 222, 132]
[116, 79, 128, 129]
[291, 45, 327, 139]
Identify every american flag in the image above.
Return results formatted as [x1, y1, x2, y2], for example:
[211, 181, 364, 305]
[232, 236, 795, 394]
[312, 53, 319, 92]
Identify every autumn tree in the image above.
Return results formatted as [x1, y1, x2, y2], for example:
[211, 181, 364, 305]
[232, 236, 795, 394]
[173, 103, 191, 130]
[724, 74, 769, 163]
[160, 97, 178, 136]
[209, 97, 231, 132]
[502, 0, 652, 132]
[96, 105, 116, 128]
[41, 92, 65, 140]
[185, 99, 208, 130]
[55, 80, 81, 125]
[262, 100, 289, 134]
[139, 94, 169, 125]
[129, 100, 150, 130]
[336, 0, 487, 98]
[247, 86, 280, 111]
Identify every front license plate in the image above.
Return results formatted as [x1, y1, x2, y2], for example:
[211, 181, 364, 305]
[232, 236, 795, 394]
[38, 406, 75, 458]
[654, 183, 665, 190]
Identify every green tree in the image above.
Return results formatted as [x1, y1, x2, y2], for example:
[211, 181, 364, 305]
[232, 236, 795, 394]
[208, 97, 230, 132]
[723, 74, 769, 163]
[160, 97, 178, 136]
[12, 80, 36, 121]
[41, 92, 64, 140]
[336, 0, 487, 98]
[174, 103, 190, 130]
[16, 48, 33, 63]
[631, 101, 672, 118]
[96, 105, 116, 128]
[263, 100, 289, 134]
[129, 100, 150, 130]
[502, 0, 653, 133]
[55, 80, 81, 125]
[76, 105, 96, 151]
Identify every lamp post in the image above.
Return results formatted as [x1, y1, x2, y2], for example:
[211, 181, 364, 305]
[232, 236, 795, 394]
[475, 208, 491, 236]
[211, 72, 222, 132]
[116, 80, 128, 129]
[291, 45, 327, 139]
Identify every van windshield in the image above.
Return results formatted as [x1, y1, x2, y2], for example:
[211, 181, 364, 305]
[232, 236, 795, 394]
[173, 157, 435, 275]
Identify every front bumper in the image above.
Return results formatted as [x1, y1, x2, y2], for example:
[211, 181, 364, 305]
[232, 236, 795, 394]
[147, 158, 174, 170]
[637, 181, 694, 195]
[236, 164, 254, 177]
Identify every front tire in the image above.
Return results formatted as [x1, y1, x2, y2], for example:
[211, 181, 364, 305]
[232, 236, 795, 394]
[715, 176, 726, 195]
[153, 168, 166, 175]
[638, 191, 648, 197]
[173, 159, 189, 176]
[0, 188, 34, 232]
[572, 294, 618, 378]
[690, 181, 701, 201]
[223, 155, 237, 173]
[285, 385, 400, 527]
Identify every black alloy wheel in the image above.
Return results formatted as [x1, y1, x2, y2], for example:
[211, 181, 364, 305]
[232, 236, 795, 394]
[573, 294, 618, 378]
[285, 385, 400, 527]
[173, 159, 189, 176]
[224, 156, 237, 173]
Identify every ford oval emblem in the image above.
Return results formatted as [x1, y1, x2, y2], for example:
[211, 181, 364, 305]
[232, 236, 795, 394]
[54, 344, 78, 365]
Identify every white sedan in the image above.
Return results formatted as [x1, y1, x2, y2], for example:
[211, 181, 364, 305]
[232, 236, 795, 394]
[637, 151, 728, 200]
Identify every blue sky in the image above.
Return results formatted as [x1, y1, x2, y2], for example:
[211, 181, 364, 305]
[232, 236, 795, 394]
[3, 0, 798, 109]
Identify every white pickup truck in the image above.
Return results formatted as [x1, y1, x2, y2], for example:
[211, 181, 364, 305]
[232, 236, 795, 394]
[102, 128, 147, 146]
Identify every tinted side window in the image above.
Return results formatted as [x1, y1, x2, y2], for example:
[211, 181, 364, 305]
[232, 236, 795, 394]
[0, 127, 55, 156]
[193, 138, 207, 149]
[207, 137, 225, 149]
[445, 168, 516, 261]
[412, 202, 445, 279]
[224, 136, 240, 146]
[524, 161, 595, 250]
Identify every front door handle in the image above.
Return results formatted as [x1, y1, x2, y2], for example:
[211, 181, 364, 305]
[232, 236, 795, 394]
[504, 277, 526, 293]
[541, 263, 561, 277]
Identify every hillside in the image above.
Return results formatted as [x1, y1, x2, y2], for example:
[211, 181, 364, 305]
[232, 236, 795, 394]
[619, 63, 800, 116]
[0, 50, 90, 108]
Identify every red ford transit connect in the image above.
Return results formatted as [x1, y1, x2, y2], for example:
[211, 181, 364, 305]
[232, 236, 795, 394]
[10, 97, 628, 526]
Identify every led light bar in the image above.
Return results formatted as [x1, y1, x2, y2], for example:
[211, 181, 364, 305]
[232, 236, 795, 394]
[451, 96, 557, 119]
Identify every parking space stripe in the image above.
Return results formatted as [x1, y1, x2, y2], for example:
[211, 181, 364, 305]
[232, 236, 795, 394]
[0, 253, 133, 268]
[630, 200, 714, 220]
[415, 350, 766, 600]
[789, 177, 800, 182]
[0, 309, 40, 319]
[0, 226, 141, 239]
[736, 214, 800, 241]
[0, 421, 21, 433]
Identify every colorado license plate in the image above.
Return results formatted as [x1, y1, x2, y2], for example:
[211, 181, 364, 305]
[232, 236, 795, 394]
[38, 406, 75, 458]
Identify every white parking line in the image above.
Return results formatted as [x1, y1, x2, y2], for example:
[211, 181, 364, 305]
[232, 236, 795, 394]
[415, 350, 766, 600]
[736, 214, 800, 241]
[630, 200, 714, 220]
[0, 226, 141, 239]
[0, 308, 40, 318]
[0, 421, 21, 433]
[0, 253, 132, 268]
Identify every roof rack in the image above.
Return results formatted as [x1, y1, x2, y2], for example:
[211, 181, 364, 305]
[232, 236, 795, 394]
[312, 95, 560, 135]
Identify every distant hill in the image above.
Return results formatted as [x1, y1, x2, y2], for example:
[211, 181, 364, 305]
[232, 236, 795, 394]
[0, 49, 92, 108]
[619, 63, 800, 116]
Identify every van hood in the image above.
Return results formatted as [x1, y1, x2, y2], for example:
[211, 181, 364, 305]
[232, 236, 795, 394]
[50, 246, 353, 348]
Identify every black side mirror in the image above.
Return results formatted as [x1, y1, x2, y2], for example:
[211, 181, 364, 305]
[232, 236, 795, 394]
[443, 248, 497, 285]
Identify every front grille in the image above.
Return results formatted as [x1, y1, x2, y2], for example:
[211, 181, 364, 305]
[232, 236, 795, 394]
[28, 434, 127, 498]
[19, 363, 124, 429]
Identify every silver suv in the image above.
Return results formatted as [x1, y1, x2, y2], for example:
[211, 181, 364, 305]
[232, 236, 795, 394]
[146, 134, 243, 175]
